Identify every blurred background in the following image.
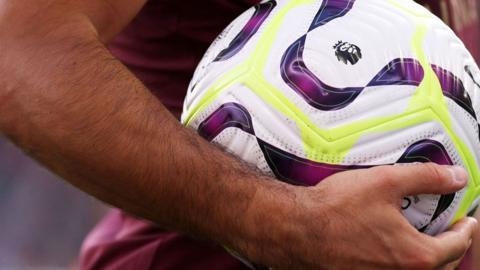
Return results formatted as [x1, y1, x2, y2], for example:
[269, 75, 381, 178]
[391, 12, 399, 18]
[417, 0, 480, 62]
[0, 0, 478, 269]
[0, 138, 107, 269]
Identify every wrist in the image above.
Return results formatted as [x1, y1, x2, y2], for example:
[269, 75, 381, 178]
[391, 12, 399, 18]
[233, 179, 305, 266]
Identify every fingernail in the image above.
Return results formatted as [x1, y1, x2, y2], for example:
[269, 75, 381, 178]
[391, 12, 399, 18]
[448, 166, 469, 184]
[469, 217, 478, 227]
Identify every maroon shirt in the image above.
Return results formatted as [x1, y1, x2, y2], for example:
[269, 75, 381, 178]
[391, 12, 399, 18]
[417, 0, 480, 62]
[79, 1, 258, 269]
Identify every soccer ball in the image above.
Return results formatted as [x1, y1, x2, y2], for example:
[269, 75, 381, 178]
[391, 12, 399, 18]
[182, 0, 480, 236]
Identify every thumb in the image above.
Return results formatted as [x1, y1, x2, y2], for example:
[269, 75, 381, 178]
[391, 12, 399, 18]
[368, 163, 468, 198]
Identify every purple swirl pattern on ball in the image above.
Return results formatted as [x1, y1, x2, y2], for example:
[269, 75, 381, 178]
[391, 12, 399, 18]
[431, 65, 480, 141]
[259, 141, 365, 185]
[281, 36, 363, 111]
[197, 103, 366, 185]
[431, 65, 476, 118]
[309, 0, 356, 30]
[214, 0, 276, 62]
[397, 139, 453, 165]
[281, 0, 424, 111]
[368, 58, 425, 86]
[281, 35, 424, 111]
[197, 103, 456, 228]
[198, 103, 254, 142]
[198, 103, 454, 186]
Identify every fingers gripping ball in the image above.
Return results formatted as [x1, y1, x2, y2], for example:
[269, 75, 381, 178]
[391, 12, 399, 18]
[182, 0, 480, 238]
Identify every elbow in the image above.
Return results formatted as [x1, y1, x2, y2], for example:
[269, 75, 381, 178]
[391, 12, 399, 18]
[0, 7, 102, 116]
[0, 2, 102, 52]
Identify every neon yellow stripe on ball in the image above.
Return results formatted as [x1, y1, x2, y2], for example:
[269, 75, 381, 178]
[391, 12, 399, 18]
[183, 0, 316, 128]
[387, 0, 480, 224]
[183, 0, 480, 222]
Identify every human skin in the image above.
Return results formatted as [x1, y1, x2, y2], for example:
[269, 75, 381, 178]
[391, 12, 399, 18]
[0, 1, 476, 269]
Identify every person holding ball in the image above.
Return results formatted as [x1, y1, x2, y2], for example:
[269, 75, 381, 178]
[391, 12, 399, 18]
[0, 0, 475, 269]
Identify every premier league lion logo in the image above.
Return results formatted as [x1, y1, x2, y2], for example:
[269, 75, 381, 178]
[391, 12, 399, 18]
[333, 40, 362, 65]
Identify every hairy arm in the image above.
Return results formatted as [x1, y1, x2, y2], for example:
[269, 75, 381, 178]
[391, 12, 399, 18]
[0, 1, 476, 269]
[0, 0, 294, 254]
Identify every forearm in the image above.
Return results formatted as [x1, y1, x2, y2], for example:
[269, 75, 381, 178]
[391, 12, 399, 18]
[0, 3, 295, 259]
